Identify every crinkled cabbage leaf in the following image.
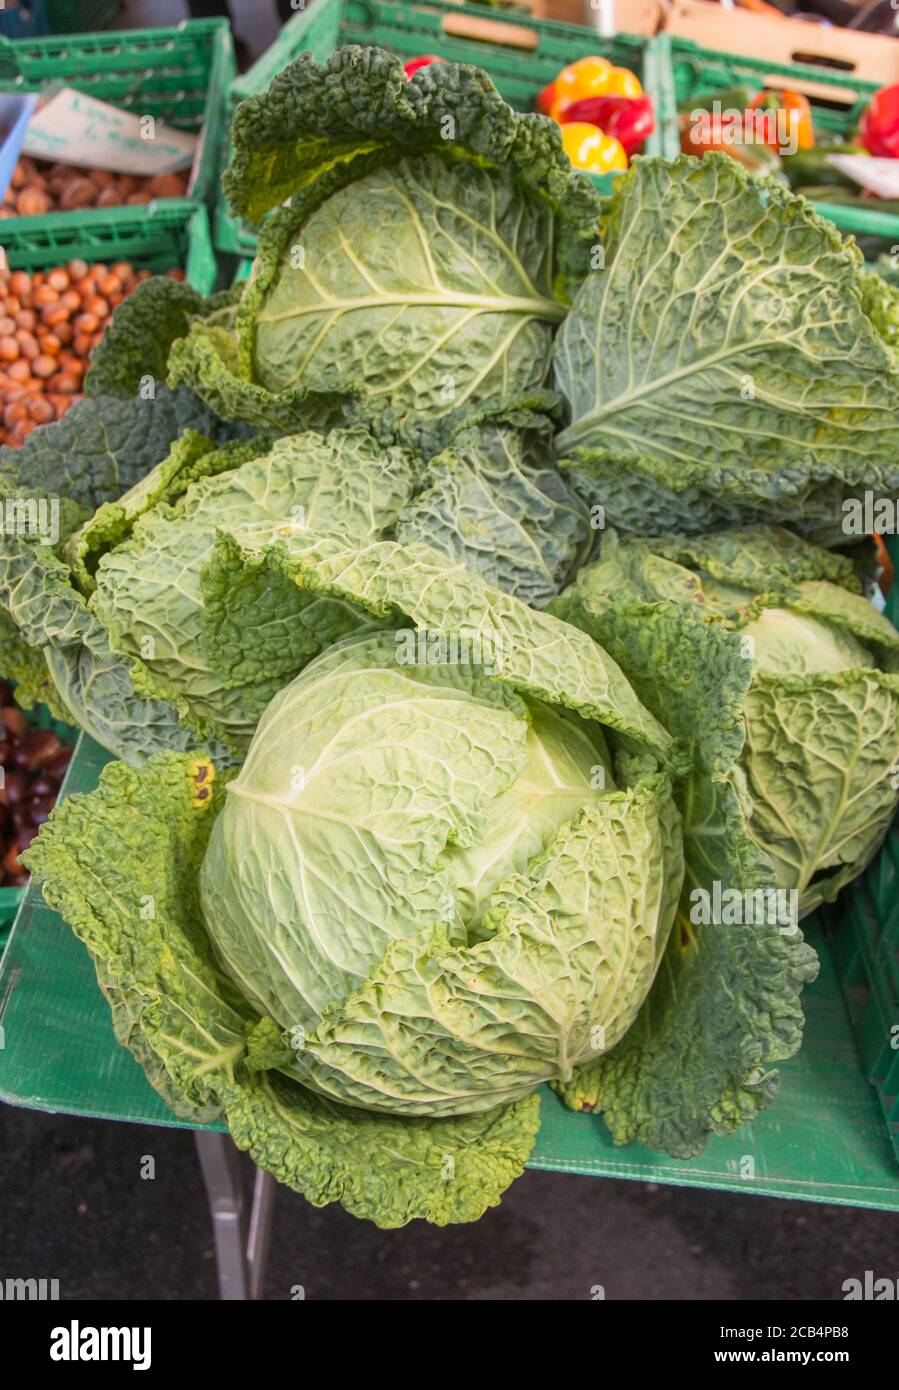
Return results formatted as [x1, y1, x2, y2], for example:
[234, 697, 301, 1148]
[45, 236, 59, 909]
[554, 155, 899, 544]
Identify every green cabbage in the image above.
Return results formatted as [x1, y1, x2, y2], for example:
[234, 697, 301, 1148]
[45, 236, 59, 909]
[0, 408, 590, 763]
[553, 155, 899, 543]
[26, 548, 686, 1222]
[554, 526, 899, 917]
[0, 388, 250, 759]
[160, 46, 604, 452]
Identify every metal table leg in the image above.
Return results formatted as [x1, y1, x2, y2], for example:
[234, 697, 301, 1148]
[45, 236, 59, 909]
[247, 1165, 276, 1300]
[195, 1131, 275, 1300]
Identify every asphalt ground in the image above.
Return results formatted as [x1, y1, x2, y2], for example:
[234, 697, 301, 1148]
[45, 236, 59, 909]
[2, 1103, 897, 1299]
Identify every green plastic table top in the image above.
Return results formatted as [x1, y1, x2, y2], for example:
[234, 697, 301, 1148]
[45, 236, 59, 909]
[1, 730, 898, 1212]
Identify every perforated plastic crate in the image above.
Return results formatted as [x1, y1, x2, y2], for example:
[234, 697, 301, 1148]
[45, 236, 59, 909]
[0, 197, 216, 294]
[0, 19, 235, 213]
[44, 0, 120, 33]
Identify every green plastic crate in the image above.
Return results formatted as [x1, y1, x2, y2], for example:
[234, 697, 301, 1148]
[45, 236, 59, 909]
[0, 19, 235, 213]
[0, 701, 76, 945]
[0, 197, 217, 294]
[215, 0, 664, 256]
[829, 534, 899, 1164]
[657, 32, 899, 242]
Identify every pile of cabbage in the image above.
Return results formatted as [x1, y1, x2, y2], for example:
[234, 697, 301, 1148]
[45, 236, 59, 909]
[3, 48, 898, 1227]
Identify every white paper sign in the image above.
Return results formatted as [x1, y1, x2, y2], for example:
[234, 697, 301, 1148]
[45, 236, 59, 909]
[23, 88, 197, 175]
[828, 154, 899, 201]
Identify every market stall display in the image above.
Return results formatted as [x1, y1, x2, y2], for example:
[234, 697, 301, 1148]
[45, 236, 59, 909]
[0, 39, 894, 1234]
[0, 260, 185, 446]
[0, 8, 896, 1265]
[2, 157, 189, 217]
[663, 32, 899, 239]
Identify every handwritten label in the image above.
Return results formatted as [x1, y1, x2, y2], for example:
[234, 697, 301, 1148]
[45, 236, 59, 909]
[23, 88, 197, 176]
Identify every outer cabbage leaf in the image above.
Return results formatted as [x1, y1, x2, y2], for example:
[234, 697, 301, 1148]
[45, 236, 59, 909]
[554, 155, 899, 544]
[549, 533, 820, 1154]
[395, 418, 592, 607]
[201, 533, 679, 765]
[224, 46, 601, 295]
[0, 534, 203, 762]
[0, 385, 237, 514]
[90, 429, 416, 751]
[0, 390, 249, 759]
[553, 854, 819, 1156]
[63, 429, 233, 593]
[24, 752, 541, 1227]
[0, 607, 69, 719]
[84, 278, 241, 401]
[636, 526, 863, 598]
[286, 772, 683, 1117]
[743, 668, 899, 912]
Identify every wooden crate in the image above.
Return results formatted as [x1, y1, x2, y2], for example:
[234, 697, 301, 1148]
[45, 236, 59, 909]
[665, 0, 899, 94]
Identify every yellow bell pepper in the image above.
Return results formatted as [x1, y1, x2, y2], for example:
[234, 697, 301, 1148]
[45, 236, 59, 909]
[560, 122, 628, 174]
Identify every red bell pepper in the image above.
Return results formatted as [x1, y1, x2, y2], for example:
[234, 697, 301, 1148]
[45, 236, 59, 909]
[560, 93, 654, 157]
[403, 55, 443, 79]
[860, 83, 899, 159]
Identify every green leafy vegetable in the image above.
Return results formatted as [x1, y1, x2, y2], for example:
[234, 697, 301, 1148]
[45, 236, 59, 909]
[167, 47, 604, 450]
[15, 48, 899, 1224]
[553, 155, 899, 543]
[576, 527, 899, 915]
[27, 556, 683, 1223]
[0, 389, 250, 756]
[89, 428, 415, 751]
[395, 416, 592, 607]
[551, 519, 899, 1152]
[25, 752, 542, 1227]
[547, 562, 822, 1154]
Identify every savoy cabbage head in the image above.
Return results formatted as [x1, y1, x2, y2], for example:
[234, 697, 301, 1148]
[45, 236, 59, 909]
[0, 416, 419, 764]
[0, 400, 590, 765]
[26, 544, 690, 1222]
[0, 387, 252, 756]
[553, 155, 899, 544]
[554, 526, 899, 918]
[109, 47, 606, 452]
[180, 524, 819, 1153]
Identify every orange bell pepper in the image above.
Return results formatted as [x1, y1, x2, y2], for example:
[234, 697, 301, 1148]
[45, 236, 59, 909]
[875, 534, 895, 600]
[749, 89, 815, 152]
[548, 56, 642, 122]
